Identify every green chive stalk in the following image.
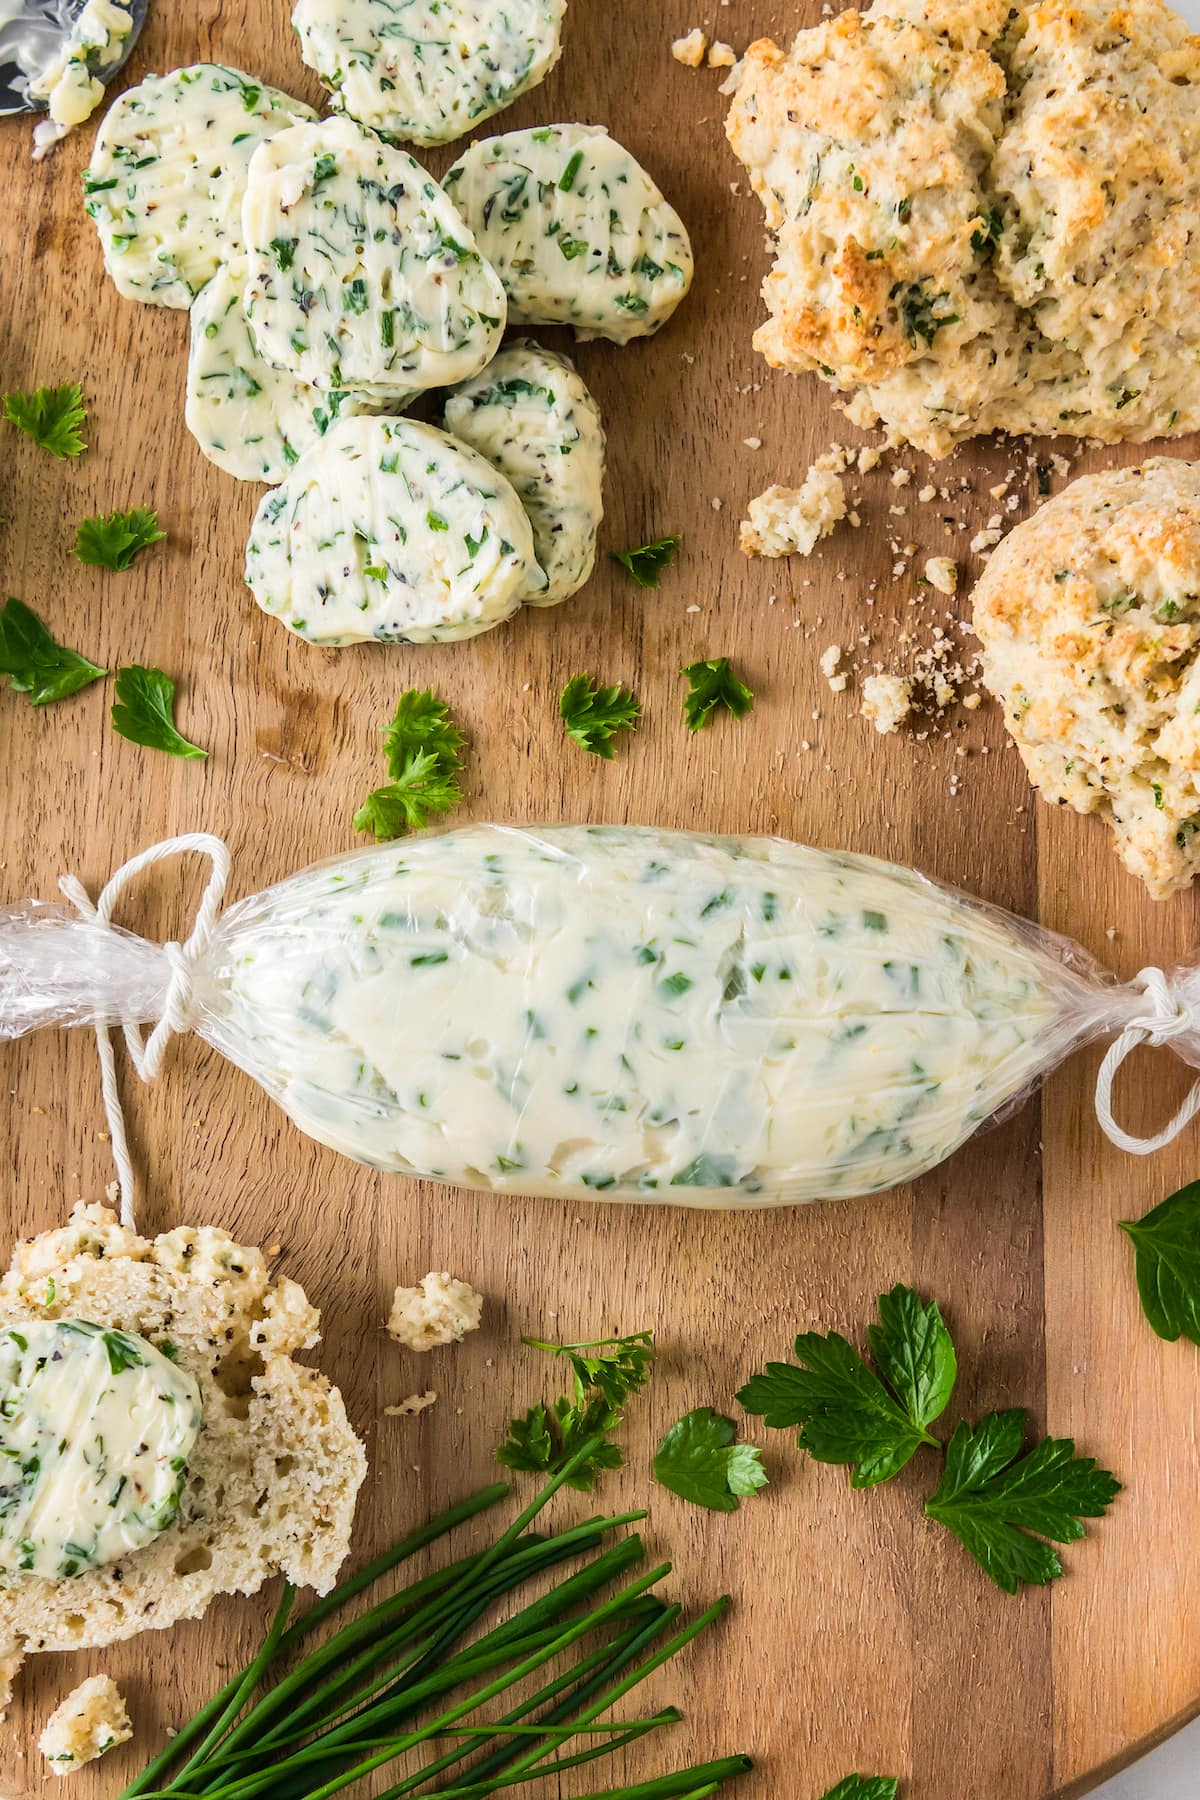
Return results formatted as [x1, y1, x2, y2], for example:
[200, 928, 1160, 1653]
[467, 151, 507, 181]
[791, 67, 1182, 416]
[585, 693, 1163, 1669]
[118, 1443, 751, 1800]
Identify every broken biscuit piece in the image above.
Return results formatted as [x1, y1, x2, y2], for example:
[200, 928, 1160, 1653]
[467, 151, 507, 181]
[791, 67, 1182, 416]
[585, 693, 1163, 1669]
[741, 467, 847, 557]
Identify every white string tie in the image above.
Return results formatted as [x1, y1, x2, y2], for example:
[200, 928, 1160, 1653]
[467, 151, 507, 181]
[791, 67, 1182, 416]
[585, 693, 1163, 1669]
[58, 834, 231, 1230]
[1094, 965, 1200, 1155]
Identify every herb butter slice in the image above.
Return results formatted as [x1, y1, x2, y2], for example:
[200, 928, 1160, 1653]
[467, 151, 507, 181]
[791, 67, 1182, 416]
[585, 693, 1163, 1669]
[84, 65, 316, 309]
[186, 263, 407, 485]
[200, 824, 1069, 1204]
[443, 340, 605, 605]
[292, 0, 566, 148]
[242, 116, 505, 398]
[444, 125, 694, 343]
[0, 1320, 201, 1582]
[244, 415, 538, 645]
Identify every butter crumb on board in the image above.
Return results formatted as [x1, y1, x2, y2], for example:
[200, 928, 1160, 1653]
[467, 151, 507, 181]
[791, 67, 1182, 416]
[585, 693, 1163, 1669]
[38, 1675, 132, 1777]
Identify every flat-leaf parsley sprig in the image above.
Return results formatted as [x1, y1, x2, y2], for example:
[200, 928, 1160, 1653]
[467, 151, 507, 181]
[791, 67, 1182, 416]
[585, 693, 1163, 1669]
[560, 672, 641, 758]
[3, 381, 87, 457]
[653, 1408, 767, 1513]
[610, 534, 681, 588]
[498, 1331, 654, 1491]
[75, 506, 165, 571]
[111, 665, 207, 759]
[681, 658, 754, 732]
[0, 597, 105, 705]
[820, 1778, 900, 1800]
[355, 687, 466, 840]
[737, 1284, 955, 1488]
[925, 1412, 1121, 1595]
[1119, 1179, 1200, 1345]
[739, 1284, 1119, 1591]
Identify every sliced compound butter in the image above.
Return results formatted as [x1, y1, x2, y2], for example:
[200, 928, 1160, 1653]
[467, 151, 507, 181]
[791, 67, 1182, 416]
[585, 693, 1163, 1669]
[442, 340, 604, 605]
[84, 65, 316, 309]
[0, 1320, 202, 1581]
[199, 825, 1067, 1204]
[242, 115, 505, 398]
[292, 0, 566, 148]
[186, 263, 404, 485]
[443, 125, 693, 343]
[244, 414, 538, 644]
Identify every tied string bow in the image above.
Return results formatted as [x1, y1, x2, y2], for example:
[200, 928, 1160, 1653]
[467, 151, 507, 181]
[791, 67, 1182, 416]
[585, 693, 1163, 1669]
[58, 834, 231, 1229]
[1094, 965, 1200, 1155]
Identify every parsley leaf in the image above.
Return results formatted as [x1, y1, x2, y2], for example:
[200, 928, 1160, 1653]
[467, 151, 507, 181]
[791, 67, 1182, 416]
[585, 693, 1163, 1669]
[111, 665, 207, 759]
[497, 1331, 653, 1491]
[0, 597, 105, 705]
[382, 686, 465, 778]
[355, 688, 465, 840]
[737, 1284, 954, 1487]
[820, 1779, 899, 1800]
[3, 381, 87, 457]
[681, 657, 754, 732]
[867, 1282, 958, 1432]
[560, 672, 641, 758]
[354, 753, 463, 839]
[75, 506, 165, 571]
[653, 1407, 767, 1512]
[497, 1394, 625, 1492]
[1119, 1179, 1200, 1344]
[523, 1332, 654, 1411]
[924, 1410, 1121, 1594]
[609, 534, 680, 587]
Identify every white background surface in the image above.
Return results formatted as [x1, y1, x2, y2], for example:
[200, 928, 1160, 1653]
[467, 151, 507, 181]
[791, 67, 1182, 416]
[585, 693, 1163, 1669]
[1089, 1723, 1199, 1800]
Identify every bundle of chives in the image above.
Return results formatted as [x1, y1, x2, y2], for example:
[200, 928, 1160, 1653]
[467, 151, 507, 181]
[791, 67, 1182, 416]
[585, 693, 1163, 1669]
[118, 1439, 752, 1800]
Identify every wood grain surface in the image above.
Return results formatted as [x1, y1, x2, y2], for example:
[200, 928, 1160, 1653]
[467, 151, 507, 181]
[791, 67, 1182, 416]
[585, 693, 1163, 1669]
[2, 1, 1199, 1795]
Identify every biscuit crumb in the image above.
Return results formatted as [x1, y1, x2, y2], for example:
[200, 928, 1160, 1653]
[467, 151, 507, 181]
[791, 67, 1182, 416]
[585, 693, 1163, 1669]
[924, 556, 959, 595]
[819, 644, 847, 692]
[385, 1391, 437, 1418]
[741, 467, 847, 557]
[39, 1675, 132, 1776]
[707, 40, 737, 67]
[388, 1273, 483, 1352]
[671, 27, 707, 65]
[861, 673, 912, 734]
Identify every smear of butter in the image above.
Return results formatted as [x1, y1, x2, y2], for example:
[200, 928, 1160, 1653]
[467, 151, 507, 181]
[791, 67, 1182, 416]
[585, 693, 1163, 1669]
[0, 0, 134, 157]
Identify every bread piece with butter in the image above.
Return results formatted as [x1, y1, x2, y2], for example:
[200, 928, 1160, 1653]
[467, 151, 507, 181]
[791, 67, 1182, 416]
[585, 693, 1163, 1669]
[0, 1203, 365, 1702]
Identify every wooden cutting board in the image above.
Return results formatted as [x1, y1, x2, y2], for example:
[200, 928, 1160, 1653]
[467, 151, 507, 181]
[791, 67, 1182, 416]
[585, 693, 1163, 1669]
[3, 1, 1199, 1794]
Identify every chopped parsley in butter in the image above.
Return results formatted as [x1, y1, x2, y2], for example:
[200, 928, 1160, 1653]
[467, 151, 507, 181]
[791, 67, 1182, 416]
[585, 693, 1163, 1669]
[442, 340, 606, 606]
[242, 115, 505, 398]
[83, 65, 317, 309]
[443, 125, 694, 344]
[292, 0, 565, 147]
[198, 824, 1069, 1204]
[0, 1320, 202, 1581]
[244, 415, 538, 644]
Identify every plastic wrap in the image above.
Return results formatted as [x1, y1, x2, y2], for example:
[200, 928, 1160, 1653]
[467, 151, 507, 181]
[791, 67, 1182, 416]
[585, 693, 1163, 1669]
[3, 824, 1199, 1207]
